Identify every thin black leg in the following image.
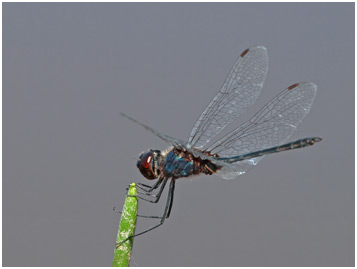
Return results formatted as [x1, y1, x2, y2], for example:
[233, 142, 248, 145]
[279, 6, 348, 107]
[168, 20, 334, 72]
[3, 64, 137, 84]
[136, 176, 164, 193]
[116, 178, 176, 248]
[135, 190, 157, 198]
[131, 177, 168, 203]
[136, 183, 152, 189]
[166, 178, 176, 218]
[136, 182, 165, 197]
[113, 207, 161, 219]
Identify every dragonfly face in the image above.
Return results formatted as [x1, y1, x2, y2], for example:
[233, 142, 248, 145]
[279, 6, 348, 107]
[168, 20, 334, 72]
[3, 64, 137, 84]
[137, 150, 162, 180]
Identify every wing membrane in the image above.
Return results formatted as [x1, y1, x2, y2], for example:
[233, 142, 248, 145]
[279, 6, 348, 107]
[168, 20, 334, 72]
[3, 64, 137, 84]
[120, 112, 187, 148]
[207, 82, 317, 179]
[187, 46, 268, 149]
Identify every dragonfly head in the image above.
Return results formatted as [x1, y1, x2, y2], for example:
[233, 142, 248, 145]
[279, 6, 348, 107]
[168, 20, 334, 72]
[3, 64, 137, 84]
[137, 150, 162, 180]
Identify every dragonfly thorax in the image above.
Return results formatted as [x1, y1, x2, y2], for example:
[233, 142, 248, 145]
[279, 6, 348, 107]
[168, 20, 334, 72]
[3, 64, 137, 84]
[161, 148, 219, 178]
[137, 150, 162, 180]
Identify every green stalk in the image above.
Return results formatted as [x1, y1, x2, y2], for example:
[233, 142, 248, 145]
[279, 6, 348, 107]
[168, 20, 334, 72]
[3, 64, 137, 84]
[113, 183, 138, 267]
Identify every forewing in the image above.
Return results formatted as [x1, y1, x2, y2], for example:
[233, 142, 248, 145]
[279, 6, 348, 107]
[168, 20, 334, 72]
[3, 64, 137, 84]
[207, 82, 317, 179]
[120, 112, 188, 149]
[187, 46, 269, 149]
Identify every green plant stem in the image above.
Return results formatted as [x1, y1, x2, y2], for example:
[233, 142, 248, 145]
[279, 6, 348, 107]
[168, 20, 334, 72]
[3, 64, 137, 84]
[112, 183, 138, 267]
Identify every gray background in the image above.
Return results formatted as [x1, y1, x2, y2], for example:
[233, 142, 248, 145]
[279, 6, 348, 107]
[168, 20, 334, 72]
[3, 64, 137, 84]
[3, 3, 354, 267]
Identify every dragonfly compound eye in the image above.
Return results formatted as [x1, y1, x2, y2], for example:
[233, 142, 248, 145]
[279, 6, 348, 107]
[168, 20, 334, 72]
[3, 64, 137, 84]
[137, 151, 157, 180]
[141, 152, 152, 168]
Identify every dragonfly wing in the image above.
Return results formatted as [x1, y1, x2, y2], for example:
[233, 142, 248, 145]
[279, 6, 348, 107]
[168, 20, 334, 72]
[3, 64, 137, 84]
[187, 46, 268, 149]
[215, 157, 264, 179]
[120, 112, 188, 149]
[207, 82, 317, 179]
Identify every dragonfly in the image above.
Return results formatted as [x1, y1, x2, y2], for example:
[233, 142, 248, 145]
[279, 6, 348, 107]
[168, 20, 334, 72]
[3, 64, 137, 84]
[117, 46, 321, 247]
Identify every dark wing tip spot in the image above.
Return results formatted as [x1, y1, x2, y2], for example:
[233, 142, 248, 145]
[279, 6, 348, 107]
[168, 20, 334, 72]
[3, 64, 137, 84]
[240, 48, 249, 57]
[288, 83, 299, 90]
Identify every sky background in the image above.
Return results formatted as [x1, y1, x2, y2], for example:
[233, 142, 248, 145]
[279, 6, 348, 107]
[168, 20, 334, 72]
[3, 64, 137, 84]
[3, 3, 354, 266]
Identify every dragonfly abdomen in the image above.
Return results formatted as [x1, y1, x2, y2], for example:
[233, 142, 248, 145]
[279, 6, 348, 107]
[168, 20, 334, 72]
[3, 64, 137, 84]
[218, 137, 322, 163]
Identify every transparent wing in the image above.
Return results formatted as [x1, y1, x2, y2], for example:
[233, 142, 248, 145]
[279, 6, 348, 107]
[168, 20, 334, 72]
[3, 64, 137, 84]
[206, 82, 317, 179]
[187, 46, 268, 149]
[120, 112, 188, 148]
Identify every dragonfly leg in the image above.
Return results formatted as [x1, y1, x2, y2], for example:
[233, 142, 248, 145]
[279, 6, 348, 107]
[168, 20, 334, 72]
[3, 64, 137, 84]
[135, 190, 159, 198]
[127, 178, 168, 203]
[166, 178, 175, 218]
[136, 177, 164, 193]
[136, 183, 152, 191]
[116, 178, 176, 248]
[113, 207, 161, 219]
[113, 179, 168, 218]
[135, 177, 165, 197]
